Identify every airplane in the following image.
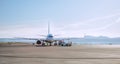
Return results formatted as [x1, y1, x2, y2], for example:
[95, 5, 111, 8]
[18, 22, 72, 46]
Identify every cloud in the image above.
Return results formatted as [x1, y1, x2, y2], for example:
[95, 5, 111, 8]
[52, 13, 120, 37]
[0, 13, 120, 38]
[60, 13, 120, 31]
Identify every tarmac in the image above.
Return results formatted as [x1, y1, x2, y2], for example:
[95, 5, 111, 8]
[0, 43, 120, 64]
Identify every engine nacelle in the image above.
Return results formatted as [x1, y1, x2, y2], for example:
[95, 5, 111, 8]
[36, 40, 41, 44]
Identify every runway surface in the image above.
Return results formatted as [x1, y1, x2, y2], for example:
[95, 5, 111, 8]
[0, 43, 120, 64]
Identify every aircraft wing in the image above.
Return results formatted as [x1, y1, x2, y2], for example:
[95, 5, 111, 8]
[14, 37, 71, 42]
[14, 37, 44, 40]
[52, 38, 71, 42]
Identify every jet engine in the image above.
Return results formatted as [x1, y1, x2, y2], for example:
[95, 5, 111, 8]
[36, 40, 41, 44]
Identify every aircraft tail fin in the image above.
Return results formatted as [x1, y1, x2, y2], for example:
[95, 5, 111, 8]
[48, 22, 50, 34]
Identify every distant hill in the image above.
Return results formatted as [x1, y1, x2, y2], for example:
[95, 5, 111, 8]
[83, 35, 109, 39]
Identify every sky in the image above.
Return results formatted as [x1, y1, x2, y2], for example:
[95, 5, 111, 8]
[0, 0, 120, 38]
